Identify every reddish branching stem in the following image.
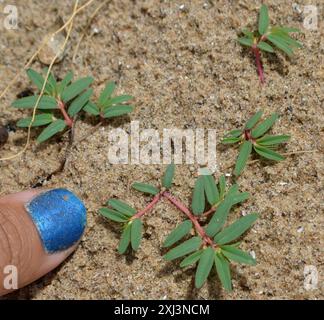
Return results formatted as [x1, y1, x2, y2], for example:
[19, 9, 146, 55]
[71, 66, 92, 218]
[162, 191, 215, 247]
[58, 100, 73, 127]
[133, 192, 162, 219]
[252, 47, 265, 84]
[132, 190, 216, 247]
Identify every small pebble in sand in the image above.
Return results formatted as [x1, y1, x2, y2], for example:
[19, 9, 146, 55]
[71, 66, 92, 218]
[297, 226, 304, 233]
[250, 250, 256, 259]
[292, 3, 302, 14]
[0, 126, 9, 147]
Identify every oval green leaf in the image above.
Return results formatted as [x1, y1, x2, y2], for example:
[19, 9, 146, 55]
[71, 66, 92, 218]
[131, 218, 143, 251]
[36, 119, 66, 143]
[108, 199, 136, 217]
[162, 163, 175, 189]
[163, 220, 193, 248]
[164, 236, 202, 261]
[191, 176, 205, 215]
[132, 182, 159, 195]
[195, 247, 215, 289]
[234, 140, 252, 176]
[214, 213, 259, 245]
[118, 224, 131, 254]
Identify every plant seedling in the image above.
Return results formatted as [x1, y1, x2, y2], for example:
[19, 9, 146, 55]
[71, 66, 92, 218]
[222, 110, 290, 176]
[99, 164, 258, 291]
[12, 69, 134, 143]
[238, 4, 302, 83]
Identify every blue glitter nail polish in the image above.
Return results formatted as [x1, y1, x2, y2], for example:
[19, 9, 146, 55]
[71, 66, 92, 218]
[26, 189, 87, 253]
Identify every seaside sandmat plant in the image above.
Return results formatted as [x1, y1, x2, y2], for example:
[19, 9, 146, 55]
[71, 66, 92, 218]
[238, 4, 302, 83]
[222, 110, 290, 177]
[12, 68, 134, 143]
[99, 165, 258, 291]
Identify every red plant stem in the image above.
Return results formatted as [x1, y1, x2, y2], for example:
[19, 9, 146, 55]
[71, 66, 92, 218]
[252, 47, 265, 84]
[58, 100, 73, 127]
[203, 207, 216, 217]
[162, 191, 215, 247]
[133, 193, 162, 219]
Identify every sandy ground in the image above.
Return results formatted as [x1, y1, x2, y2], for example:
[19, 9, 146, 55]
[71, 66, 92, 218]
[0, 0, 323, 299]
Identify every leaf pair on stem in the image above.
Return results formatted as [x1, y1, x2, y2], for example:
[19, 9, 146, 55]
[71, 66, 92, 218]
[99, 164, 258, 291]
[222, 110, 290, 176]
[238, 4, 302, 83]
[12, 69, 134, 143]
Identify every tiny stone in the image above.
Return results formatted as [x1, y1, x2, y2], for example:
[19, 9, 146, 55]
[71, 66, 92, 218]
[297, 226, 304, 233]
[0, 126, 8, 147]
[38, 33, 66, 65]
[292, 3, 302, 14]
[92, 27, 100, 34]
[225, 173, 231, 177]
[250, 250, 256, 259]
[179, 4, 185, 10]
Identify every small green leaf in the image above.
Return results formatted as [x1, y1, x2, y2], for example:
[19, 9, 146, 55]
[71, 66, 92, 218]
[245, 110, 263, 129]
[42, 68, 57, 92]
[164, 237, 202, 261]
[274, 26, 300, 33]
[242, 28, 254, 38]
[267, 34, 293, 56]
[107, 199, 136, 217]
[214, 252, 232, 291]
[237, 37, 253, 47]
[68, 88, 93, 117]
[17, 113, 53, 127]
[99, 207, 129, 223]
[180, 250, 203, 268]
[205, 199, 232, 237]
[12, 95, 58, 109]
[57, 71, 73, 95]
[132, 182, 159, 195]
[257, 41, 274, 53]
[270, 28, 302, 48]
[26, 69, 52, 94]
[203, 174, 219, 206]
[219, 175, 226, 199]
[258, 4, 269, 35]
[226, 184, 239, 197]
[254, 145, 285, 161]
[163, 220, 193, 248]
[131, 218, 143, 251]
[229, 192, 250, 205]
[234, 140, 252, 176]
[257, 134, 290, 145]
[221, 245, 256, 265]
[221, 137, 241, 144]
[103, 94, 133, 108]
[251, 113, 278, 138]
[214, 213, 258, 245]
[84, 101, 100, 116]
[195, 247, 215, 289]
[118, 224, 131, 254]
[191, 176, 205, 215]
[61, 76, 94, 102]
[98, 81, 116, 106]
[162, 164, 175, 189]
[103, 105, 134, 119]
[36, 119, 66, 143]
[224, 129, 242, 138]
